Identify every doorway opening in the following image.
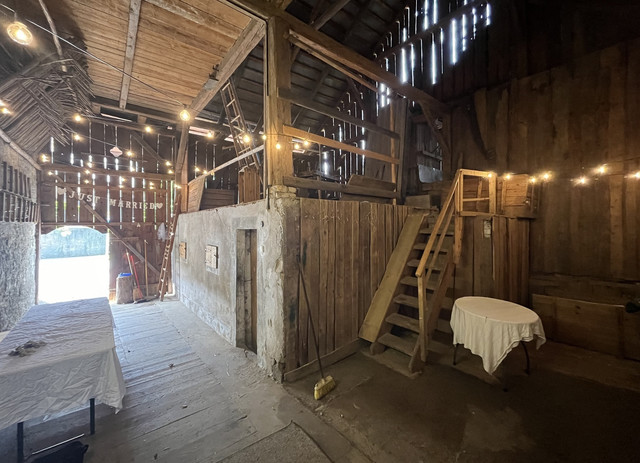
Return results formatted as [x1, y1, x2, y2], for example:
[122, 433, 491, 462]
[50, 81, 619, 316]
[39, 226, 109, 303]
[236, 229, 257, 353]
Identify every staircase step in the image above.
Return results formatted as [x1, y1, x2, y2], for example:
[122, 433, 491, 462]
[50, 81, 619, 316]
[412, 243, 450, 252]
[378, 332, 415, 356]
[393, 294, 419, 309]
[386, 313, 420, 332]
[399, 276, 437, 291]
[420, 228, 454, 236]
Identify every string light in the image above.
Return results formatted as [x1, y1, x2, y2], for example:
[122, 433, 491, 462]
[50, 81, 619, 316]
[275, 142, 282, 150]
[576, 176, 588, 185]
[47, 171, 53, 176]
[294, 143, 300, 150]
[84, 169, 90, 174]
[174, 184, 182, 189]
[168, 169, 174, 174]
[126, 150, 134, 157]
[1, 107, 10, 115]
[541, 172, 552, 181]
[207, 131, 214, 139]
[86, 162, 93, 168]
[165, 161, 171, 166]
[40, 154, 48, 162]
[179, 109, 191, 122]
[242, 134, 251, 144]
[73, 134, 81, 141]
[529, 176, 537, 183]
[7, 21, 33, 46]
[84, 179, 90, 184]
[74, 114, 82, 122]
[303, 140, 310, 148]
[145, 126, 152, 133]
[632, 171, 640, 179]
[194, 166, 200, 173]
[503, 173, 512, 180]
[596, 164, 607, 175]
[261, 134, 267, 141]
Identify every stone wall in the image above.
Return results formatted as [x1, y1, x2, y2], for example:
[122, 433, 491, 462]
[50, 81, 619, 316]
[174, 194, 298, 380]
[0, 139, 38, 331]
[0, 222, 36, 330]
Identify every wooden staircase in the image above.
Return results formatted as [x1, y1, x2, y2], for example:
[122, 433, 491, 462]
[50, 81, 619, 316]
[360, 169, 496, 375]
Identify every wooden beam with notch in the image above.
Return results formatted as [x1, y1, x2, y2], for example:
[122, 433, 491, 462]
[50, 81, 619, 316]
[283, 176, 399, 199]
[119, 0, 142, 109]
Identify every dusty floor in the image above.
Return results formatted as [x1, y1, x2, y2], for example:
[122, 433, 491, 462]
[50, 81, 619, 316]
[288, 343, 640, 462]
[0, 300, 364, 463]
[2, 299, 639, 463]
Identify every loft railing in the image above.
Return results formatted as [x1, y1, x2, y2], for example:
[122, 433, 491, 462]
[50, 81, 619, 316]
[415, 169, 496, 360]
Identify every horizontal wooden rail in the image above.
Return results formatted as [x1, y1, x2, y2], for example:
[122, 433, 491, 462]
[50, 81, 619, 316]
[283, 176, 399, 199]
[44, 163, 173, 181]
[282, 126, 398, 164]
[188, 145, 264, 188]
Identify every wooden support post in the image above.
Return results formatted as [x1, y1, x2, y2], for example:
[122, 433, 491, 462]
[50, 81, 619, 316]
[265, 16, 293, 186]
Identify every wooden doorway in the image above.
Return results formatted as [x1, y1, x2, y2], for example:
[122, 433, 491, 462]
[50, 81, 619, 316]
[236, 229, 258, 353]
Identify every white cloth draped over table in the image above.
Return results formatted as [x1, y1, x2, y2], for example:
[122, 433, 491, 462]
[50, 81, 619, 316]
[0, 298, 126, 430]
[450, 296, 546, 374]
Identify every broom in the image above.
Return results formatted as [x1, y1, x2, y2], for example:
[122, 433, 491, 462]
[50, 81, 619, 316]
[298, 258, 335, 400]
[125, 250, 145, 302]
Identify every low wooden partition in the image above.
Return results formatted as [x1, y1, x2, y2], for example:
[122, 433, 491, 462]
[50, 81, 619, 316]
[286, 198, 415, 377]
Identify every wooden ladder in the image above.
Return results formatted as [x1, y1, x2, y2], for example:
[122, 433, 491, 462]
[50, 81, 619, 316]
[157, 195, 181, 301]
[220, 80, 261, 169]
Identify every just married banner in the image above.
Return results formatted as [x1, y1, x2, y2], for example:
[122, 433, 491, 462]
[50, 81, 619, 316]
[56, 186, 164, 210]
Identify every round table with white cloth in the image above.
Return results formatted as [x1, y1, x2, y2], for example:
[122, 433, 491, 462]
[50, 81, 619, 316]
[450, 296, 546, 374]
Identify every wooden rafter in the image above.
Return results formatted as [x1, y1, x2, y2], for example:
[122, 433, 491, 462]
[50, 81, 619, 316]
[119, 0, 142, 109]
[176, 19, 266, 180]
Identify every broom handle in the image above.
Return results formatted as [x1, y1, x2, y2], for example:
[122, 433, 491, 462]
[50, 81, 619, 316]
[297, 259, 324, 378]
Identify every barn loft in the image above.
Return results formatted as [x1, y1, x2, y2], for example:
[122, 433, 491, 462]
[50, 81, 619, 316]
[1, 0, 640, 461]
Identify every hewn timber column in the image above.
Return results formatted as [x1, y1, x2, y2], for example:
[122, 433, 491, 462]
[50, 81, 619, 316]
[264, 16, 293, 192]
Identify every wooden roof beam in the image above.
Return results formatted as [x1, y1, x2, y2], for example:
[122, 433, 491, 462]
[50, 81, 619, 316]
[119, 0, 142, 109]
[176, 19, 266, 180]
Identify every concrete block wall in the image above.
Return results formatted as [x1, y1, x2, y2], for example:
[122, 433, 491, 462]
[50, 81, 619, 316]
[174, 196, 298, 380]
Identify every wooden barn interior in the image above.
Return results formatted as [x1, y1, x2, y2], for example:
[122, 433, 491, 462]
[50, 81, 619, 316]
[1, 0, 640, 461]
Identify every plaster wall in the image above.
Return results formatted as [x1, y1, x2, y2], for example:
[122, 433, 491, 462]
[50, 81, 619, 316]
[174, 196, 298, 379]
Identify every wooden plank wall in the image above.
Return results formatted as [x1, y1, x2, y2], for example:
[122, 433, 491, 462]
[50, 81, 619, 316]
[455, 39, 640, 282]
[292, 199, 413, 371]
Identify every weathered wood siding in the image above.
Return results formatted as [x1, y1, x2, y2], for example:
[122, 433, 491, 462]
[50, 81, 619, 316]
[290, 199, 414, 371]
[453, 39, 640, 282]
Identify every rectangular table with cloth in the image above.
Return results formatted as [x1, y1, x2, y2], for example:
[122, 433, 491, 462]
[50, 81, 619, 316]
[450, 296, 546, 375]
[0, 298, 126, 461]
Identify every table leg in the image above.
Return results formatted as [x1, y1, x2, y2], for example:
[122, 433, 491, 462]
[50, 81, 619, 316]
[17, 422, 23, 463]
[453, 343, 459, 365]
[90, 398, 95, 435]
[521, 341, 530, 375]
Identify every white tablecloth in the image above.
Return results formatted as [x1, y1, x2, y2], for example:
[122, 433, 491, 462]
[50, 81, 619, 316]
[451, 296, 546, 374]
[0, 298, 126, 430]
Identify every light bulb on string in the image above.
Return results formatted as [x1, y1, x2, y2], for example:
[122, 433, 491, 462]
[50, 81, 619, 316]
[529, 176, 537, 184]
[576, 176, 588, 185]
[261, 134, 267, 141]
[242, 134, 251, 144]
[145, 126, 152, 133]
[168, 169, 174, 174]
[541, 171, 552, 181]
[179, 108, 191, 122]
[503, 173, 512, 180]
[207, 131, 214, 139]
[632, 171, 640, 179]
[294, 143, 300, 150]
[2, 107, 11, 115]
[73, 134, 81, 141]
[596, 164, 607, 175]
[74, 114, 82, 122]
[275, 142, 282, 150]
[126, 150, 134, 157]
[303, 140, 310, 148]
[7, 21, 33, 46]
[165, 161, 171, 166]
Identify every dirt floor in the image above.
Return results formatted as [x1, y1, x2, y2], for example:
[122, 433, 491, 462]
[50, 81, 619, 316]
[287, 343, 640, 462]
